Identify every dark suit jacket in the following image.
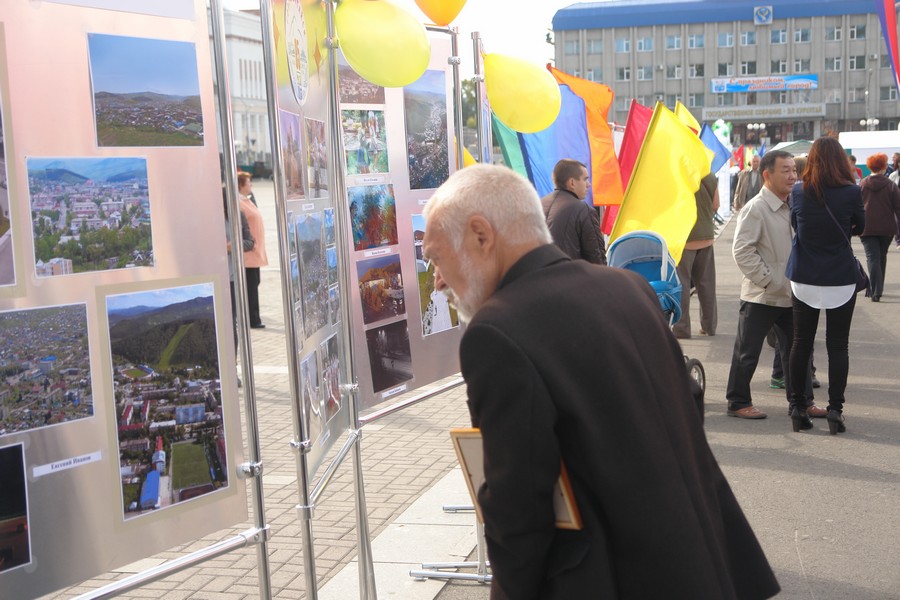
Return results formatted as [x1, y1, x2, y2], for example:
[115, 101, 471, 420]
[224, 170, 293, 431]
[786, 182, 865, 286]
[541, 189, 607, 264]
[460, 244, 779, 600]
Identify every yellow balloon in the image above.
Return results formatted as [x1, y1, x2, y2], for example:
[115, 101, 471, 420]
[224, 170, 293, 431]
[414, 0, 466, 26]
[336, 0, 431, 88]
[484, 53, 561, 134]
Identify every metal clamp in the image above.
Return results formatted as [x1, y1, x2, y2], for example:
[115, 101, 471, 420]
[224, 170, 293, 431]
[242, 525, 272, 545]
[340, 382, 359, 396]
[290, 439, 312, 454]
[326, 35, 339, 50]
[448, 56, 461, 66]
[236, 461, 264, 480]
[296, 503, 315, 521]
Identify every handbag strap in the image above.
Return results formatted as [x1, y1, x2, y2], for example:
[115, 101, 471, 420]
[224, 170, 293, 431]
[821, 200, 854, 252]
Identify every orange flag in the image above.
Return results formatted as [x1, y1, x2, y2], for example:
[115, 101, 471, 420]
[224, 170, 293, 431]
[548, 65, 624, 206]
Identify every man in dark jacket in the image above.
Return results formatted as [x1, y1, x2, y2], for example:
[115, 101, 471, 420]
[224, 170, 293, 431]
[541, 159, 606, 264]
[423, 164, 780, 600]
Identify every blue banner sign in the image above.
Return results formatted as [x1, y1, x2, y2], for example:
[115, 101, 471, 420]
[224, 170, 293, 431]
[711, 74, 818, 93]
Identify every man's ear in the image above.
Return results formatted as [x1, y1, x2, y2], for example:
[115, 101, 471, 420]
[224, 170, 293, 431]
[466, 215, 495, 254]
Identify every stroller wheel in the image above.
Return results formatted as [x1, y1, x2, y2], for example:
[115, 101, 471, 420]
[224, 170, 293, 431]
[685, 357, 706, 422]
[685, 357, 706, 394]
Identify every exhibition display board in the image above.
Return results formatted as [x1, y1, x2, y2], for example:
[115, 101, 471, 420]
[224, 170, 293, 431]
[337, 37, 463, 416]
[0, 1, 248, 597]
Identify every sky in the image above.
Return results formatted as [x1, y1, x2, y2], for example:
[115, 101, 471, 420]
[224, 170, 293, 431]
[107, 283, 214, 311]
[88, 34, 200, 95]
[221, 0, 577, 75]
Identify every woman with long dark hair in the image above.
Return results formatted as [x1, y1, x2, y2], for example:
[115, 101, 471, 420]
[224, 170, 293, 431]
[785, 137, 865, 434]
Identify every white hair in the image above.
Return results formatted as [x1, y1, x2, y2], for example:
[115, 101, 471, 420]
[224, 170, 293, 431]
[423, 164, 551, 251]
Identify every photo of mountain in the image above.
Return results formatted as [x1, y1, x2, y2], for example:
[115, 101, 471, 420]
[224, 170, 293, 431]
[404, 70, 449, 190]
[88, 34, 204, 147]
[106, 283, 228, 520]
[27, 156, 153, 277]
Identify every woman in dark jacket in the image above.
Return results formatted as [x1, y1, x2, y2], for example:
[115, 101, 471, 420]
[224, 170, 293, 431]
[859, 152, 900, 302]
[785, 137, 865, 434]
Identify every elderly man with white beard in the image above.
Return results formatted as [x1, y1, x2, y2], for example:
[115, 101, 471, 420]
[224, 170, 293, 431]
[421, 164, 779, 600]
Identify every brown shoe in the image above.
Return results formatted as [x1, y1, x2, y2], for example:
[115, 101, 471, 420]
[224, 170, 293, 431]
[807, 404, 827, 418]
[727, 406, 768, 419]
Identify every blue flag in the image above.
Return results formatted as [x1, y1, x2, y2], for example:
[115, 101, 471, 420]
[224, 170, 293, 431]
[699, 124, 731, 175]
[758, 141, 766, 157]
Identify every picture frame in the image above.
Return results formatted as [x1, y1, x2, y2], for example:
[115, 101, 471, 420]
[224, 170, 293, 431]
[449, 427, 582, 530]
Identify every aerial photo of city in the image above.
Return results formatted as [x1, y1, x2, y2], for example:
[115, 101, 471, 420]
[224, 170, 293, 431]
[88, 33, 204, 147]
[27, 157, 153, 277]
[106, 283, 228, 519]
[0, 94, 14, 287]
[0, 304, 93, 438]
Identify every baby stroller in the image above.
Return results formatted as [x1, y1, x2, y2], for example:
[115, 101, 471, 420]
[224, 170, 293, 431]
[607, 231, 706, 404]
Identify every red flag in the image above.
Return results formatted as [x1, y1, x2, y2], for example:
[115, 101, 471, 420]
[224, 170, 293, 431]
[601, 100, 652, 234]
[731, 144, 745, 168]
[548, 65, 623, 206]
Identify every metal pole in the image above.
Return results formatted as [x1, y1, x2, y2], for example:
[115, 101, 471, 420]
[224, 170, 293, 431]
[471, 32, 492, 164]
[255, 0, 321, 597]
[323, 3, 377, 597]
[450, 27, 465, 170]
[209, 1, 273, 598]
[74, 528, 269, 600]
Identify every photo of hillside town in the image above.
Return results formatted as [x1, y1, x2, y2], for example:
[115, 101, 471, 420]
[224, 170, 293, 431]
[404, 70, 449, 190]
[338, 62, 385, 104]
[106, 283, 228, 520]
[0, 95, 14, 287]
[88, 33, 204, 147]
[27, 157, 153, 277]
[0, 304, 93, 438]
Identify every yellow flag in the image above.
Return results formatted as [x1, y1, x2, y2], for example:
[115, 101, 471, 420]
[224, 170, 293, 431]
[675, 100, 700, 133]
[610, 103, 712, 264]
[463, 146, 478, 167]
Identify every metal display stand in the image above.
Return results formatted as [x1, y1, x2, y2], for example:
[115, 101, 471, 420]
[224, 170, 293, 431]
[409, 509, 491, 584]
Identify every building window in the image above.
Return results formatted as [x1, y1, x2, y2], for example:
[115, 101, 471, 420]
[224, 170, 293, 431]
[717, 94, 735, 106]
[688, 93, 705, 107]
[826, 57, 842, 71]
[666, 35, 681, 50]
[771, 59, 787, 74]
[637, 96, 648, 105]
[771, 29, 787, 44]
[637, 65, 653, 80]
[718, 62, 734, 76]
[616, 66, 631, 81]
[689, 63, 704, 78]
[586, 68, 597, 81]
[825, 89, 842, 103]
[881, 86, 898, 101]
[718, 32, 733, 47]
[565, 40, 579, 55]
[847, 88, 866, 103]
[573, 69, 581, 78]
[793, 89, 812, 103]
[849, 24, 866, 40]
[794, 28, 811, 43]
[615, 97, 629, 111]
[688, 34, 704, 48]
[587, 38, 602, 54]
[615, 37, 630, 53]
[666, 64, 682, 79]
[795, 59, 810, 73]
[772, 91, 788, 104]
[825, 26, 842, 41]
[637, 37, 653, 52]
[741, 61, 757, 75]
[881, 54, 890, 68]
[744, 92, 758, 105]
[741, 31, 756, 46]
[849, 55, 867, 70]
[665, 94, 681, 107]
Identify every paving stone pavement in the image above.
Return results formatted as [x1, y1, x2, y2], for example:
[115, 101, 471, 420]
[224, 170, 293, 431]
[39, 184, 900, 600]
